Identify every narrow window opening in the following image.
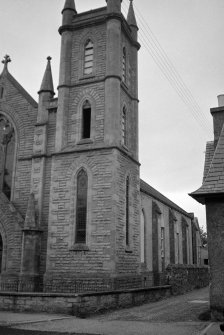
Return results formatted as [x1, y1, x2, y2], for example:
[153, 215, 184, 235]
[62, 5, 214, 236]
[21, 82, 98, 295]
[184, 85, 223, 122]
[161, 227, 165, 271]
[176, 231, 180, 264]
[0, 235, 3, 273]
[82, 100, 91, 139]
[122, 48, 126, 82]
[122, 106, 127, 146]
[0, 114, 15, 200]
[140, 210, 145, 263]
[84, 40, 93, 75]
[75, 169, 88, 244]
[126, 176, 130, 246]
[0, 87, 4, 99]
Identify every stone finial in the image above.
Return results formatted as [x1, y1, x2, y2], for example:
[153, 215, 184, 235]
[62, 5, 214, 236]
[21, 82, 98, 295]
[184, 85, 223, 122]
[38, 56, 55, 96]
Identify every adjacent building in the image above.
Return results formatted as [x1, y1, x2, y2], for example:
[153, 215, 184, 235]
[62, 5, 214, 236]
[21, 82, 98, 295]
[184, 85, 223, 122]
[191, 94, 224, 320]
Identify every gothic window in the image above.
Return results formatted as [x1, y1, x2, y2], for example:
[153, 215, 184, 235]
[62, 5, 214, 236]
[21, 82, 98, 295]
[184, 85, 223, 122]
[84, 40, 94, 75]
[122, 106, 127, 146]
[161, 227, 165, 271]
[125, 176, 130, 246]
[82, 100, 91, 139]
[0, 87, 4, 99]
[182, 219, 188, 264]
[75, 169, 88, 244]
[140, 210, 145, 263]
[0, 235, 2, 273]
[191, 222, 197, 264]
[176, 231, 180, 264]
[0, 114, 15, 200]
[122, 47, 126, 82]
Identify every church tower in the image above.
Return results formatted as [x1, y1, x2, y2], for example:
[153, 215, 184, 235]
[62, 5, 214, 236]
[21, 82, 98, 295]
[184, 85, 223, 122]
[44, 0, 141, 290]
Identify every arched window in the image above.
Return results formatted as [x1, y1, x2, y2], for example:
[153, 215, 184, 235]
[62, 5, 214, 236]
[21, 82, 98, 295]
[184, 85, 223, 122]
[0, 235, 3, 273]
[126, 176, 130, 246]
[84, 40, 94, 75]
[0, 87, 4, 99]
[122, 106, 127, 146]
[122, 47, 126, 82]
[82, 100, 91, 139]
[0, 114, 15, 200]
[140, 210, 145, 263]
[160, 226, 165, 271]
[75, 169, 88, 244]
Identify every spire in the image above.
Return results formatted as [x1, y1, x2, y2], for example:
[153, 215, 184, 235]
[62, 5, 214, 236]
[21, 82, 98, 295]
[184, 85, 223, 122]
[62, 0, 77, 14]
[24, 193, 37, 229]
[127, 0, 138, 28]
[38, 56, 55, 96]
[1, 55, 11, 75]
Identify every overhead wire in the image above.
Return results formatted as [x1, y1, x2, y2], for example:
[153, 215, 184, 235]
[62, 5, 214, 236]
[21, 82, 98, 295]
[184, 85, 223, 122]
[122, 0, 212, 136]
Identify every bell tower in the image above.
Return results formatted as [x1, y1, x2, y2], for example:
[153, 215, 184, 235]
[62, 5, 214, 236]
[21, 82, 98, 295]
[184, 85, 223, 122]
[45, 0, 141, 290]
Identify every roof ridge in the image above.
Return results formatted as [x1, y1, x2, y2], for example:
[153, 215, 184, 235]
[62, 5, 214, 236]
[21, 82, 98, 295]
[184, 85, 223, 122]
[140, 179, 192, 218]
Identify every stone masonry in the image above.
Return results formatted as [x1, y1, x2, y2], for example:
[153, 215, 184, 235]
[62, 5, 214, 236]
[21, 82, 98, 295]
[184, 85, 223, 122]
[0, 0, 205, 295]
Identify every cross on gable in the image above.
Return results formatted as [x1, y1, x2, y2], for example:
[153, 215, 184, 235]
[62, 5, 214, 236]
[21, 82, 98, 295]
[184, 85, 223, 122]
[2, 55, 11, 68]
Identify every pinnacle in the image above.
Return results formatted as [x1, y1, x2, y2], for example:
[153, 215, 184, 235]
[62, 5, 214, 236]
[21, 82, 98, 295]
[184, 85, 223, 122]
[38, 56, 55, 96]
[127, 0, 138, 28]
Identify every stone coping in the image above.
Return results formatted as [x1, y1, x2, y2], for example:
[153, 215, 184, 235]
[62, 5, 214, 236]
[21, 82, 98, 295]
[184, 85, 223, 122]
[0, 285, 171, 298]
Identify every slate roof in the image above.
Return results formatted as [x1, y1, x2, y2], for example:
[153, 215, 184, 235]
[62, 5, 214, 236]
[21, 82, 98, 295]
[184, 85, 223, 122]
[190, 123, 224, 203]
[0, 69, 38, 108]
[203, 141, 215, 182]
[140, 179, 193, 218]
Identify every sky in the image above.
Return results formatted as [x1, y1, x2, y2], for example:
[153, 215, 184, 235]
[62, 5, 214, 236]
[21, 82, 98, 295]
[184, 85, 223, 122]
[0, 0, 224, 230]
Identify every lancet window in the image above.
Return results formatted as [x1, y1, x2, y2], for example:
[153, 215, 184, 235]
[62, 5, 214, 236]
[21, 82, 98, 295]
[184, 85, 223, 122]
[122, 106, 127, 146]
[122, 47, 127, 82]
[84, 40, 94, 75]
[75, 169, 88, 244]
[82, 100, 91, 139]
[0, 235, 2, 273]
[126, 176, 130, 246]
[0, 114, 15, 199]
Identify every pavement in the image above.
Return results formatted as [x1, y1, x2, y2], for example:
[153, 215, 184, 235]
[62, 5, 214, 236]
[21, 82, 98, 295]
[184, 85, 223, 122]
[0, 287, 223, 334]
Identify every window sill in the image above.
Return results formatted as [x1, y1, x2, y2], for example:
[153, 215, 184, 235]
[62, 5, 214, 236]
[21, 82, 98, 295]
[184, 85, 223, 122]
[125, 246, 133, 253]
[79, 74, 95, 81]
[70, 244, 89, 252]
[77, 139, 93, 145]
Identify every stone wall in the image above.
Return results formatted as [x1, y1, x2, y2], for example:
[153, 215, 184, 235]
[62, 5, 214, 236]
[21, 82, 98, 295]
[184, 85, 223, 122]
[166, 264, 209, 295]
[0, 285, 171, 316]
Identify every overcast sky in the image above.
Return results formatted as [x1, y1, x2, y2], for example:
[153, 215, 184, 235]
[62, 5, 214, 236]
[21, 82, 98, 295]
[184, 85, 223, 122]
[1, 0, 223, 229]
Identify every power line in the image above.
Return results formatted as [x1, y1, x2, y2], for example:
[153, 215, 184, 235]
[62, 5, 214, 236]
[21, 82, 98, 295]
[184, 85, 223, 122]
[122, 0, 212, 136]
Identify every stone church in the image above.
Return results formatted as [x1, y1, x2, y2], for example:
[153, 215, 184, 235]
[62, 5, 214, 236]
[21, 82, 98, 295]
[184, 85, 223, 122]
[0, 0, 202, 293]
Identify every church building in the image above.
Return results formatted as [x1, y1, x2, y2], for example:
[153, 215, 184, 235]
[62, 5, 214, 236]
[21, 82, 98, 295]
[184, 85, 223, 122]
[0, 0, 202, 293]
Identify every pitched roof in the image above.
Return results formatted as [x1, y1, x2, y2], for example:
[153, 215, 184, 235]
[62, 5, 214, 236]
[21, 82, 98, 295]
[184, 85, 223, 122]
[140, 179, 193, 218]
[190, 123, 224, 202]
[203, 141, 215, 182]
[0, 70, 38, 108]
